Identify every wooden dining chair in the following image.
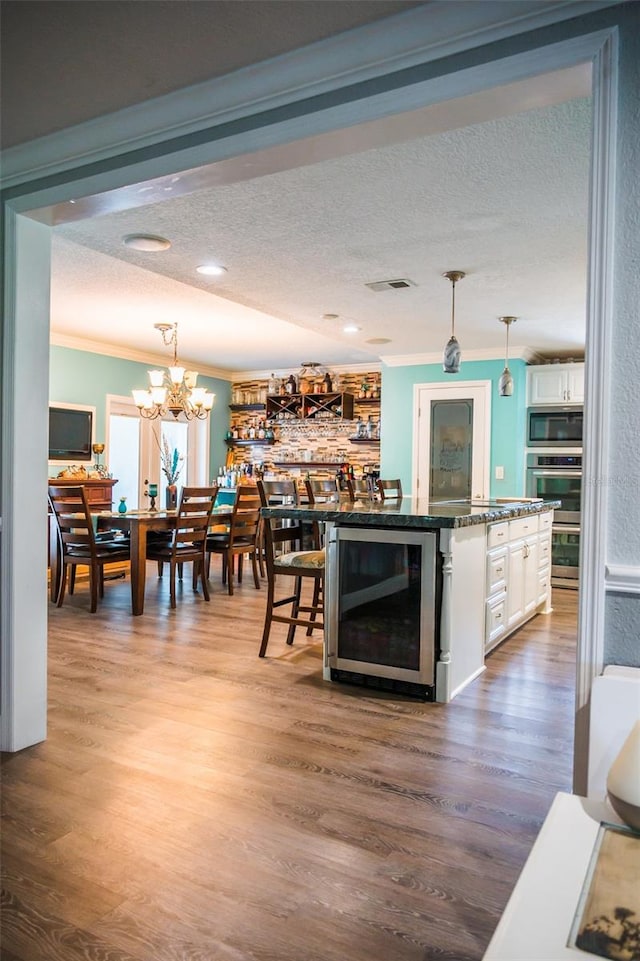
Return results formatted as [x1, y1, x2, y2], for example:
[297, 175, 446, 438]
[305, 476, 341, 503]
[48, 484, 131, 613]
[376, 477, 403, 500]
[304, 477, 342, 549]
[257, 480, 324, 657]
[346, 476, 375, 502]
[146, 485, 217, 609]
[205, 484, 261, 595]
[256, 479, 300, 573]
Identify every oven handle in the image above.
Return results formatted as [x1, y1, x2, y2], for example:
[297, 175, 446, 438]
[552, 525, 581, 534]
[529, 470, 582, 477]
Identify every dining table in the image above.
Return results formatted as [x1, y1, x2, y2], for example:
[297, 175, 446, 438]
[99, 506, 234, 615]
[49, 506, 234, 616]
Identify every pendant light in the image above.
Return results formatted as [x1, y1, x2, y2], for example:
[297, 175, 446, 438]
[498, 316, 518, 397]
[442, 270, 465, 374]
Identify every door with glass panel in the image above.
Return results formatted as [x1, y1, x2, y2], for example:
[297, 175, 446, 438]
[107, 399, 145, 509]
[414, 382, 490, 502]
[107, 396, 209, 509]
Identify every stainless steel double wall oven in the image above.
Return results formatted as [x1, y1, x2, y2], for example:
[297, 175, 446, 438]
[526, 407, 582, 588]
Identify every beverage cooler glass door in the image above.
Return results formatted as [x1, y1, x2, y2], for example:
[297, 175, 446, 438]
[326, 526, 437, 691]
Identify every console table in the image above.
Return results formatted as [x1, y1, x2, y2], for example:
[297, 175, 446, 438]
[482, 791, 629, 960]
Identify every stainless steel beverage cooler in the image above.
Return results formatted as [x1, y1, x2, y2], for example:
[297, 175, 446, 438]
[326, 525, 438, 698]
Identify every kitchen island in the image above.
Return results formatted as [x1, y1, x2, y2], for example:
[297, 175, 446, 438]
[261, 497, 559, 701]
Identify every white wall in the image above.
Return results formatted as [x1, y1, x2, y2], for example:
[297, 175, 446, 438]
[1, 214, 50, 750]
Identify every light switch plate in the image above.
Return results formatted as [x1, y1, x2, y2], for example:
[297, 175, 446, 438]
[495, 465, 505, 480]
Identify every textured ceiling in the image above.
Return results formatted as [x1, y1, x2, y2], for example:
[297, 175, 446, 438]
[0, 0, 423, 148]
[51, 87, 591, 377]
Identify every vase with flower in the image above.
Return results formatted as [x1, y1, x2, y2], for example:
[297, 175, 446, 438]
[159, 434, 184, 509]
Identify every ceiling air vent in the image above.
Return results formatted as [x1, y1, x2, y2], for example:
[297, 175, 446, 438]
[365, 278, 416, 292]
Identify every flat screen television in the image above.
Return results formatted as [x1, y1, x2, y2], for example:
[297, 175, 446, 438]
[48, 405, 94, 463]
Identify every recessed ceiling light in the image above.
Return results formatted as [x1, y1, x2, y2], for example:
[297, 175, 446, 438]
[123, 234, 171, 251]
[322, 313, 339, 320]
[196, 264, 227, 276]
[366, 337, 392, 345]
[343, 324, 361, 334]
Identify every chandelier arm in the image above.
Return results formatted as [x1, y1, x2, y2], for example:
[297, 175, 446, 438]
[172, 323, 178, 366]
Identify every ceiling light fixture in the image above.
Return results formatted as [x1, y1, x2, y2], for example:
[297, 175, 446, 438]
[498, 316, 518, 397]
[132, 322, 215, 420]
[123, 234, 171, 252]
[298, 361, 327, 379]
[196, 264, 227, 276]
[343, 324, 361, 334]
[442, 270, 465, 374]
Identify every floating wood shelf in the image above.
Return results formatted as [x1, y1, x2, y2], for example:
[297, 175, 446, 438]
[272, 461, 344, 468]
[225, 439, 274, 446]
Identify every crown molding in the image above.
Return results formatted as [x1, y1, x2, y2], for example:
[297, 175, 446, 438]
[231, 362, 382, 382]
[49, 332, 233, 381]
[1, 1, 620, 189]
[49, 334, 384, 382]
[48, 333, 550, 378]
[382, 346, 539, 367]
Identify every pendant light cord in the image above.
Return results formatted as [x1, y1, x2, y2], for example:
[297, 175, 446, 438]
[451, 278, 456, 338]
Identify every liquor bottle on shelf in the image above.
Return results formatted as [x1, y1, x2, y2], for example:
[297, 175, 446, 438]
[285, 374, 297, 394]
[322, 371, 333, 393]
[268, 373, 278, 394]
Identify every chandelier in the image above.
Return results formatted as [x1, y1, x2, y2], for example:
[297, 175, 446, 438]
[132, 323, 215, 420]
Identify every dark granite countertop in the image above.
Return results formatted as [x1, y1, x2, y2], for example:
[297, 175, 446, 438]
[261, 497, 561, 529]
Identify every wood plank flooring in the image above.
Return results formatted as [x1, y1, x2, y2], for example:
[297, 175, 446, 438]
[1, 562, 578, 961]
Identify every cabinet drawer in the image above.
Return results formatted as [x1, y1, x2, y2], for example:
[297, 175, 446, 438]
[85, 486, 108, 502]
[538, 568, 550, 604]
[486, 548, 508, 596]
[509, 515, 539, 540]
[488, 522, 509, 548]
[538, 511, 553, 532]
[537, 534, 551, 568]
[486, 594, 507, 650]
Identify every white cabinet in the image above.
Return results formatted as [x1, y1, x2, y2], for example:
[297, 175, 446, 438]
[485, 544, 508, 651]
[506, 535, 538, 628]
[527, 363, 584, 405]
[506, 541, 525, 628]
[485, 511, 553, 652]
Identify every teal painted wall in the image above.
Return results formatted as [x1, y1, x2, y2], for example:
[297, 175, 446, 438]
[380, 359, 527, 498]
[49, 345, 231, 479]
